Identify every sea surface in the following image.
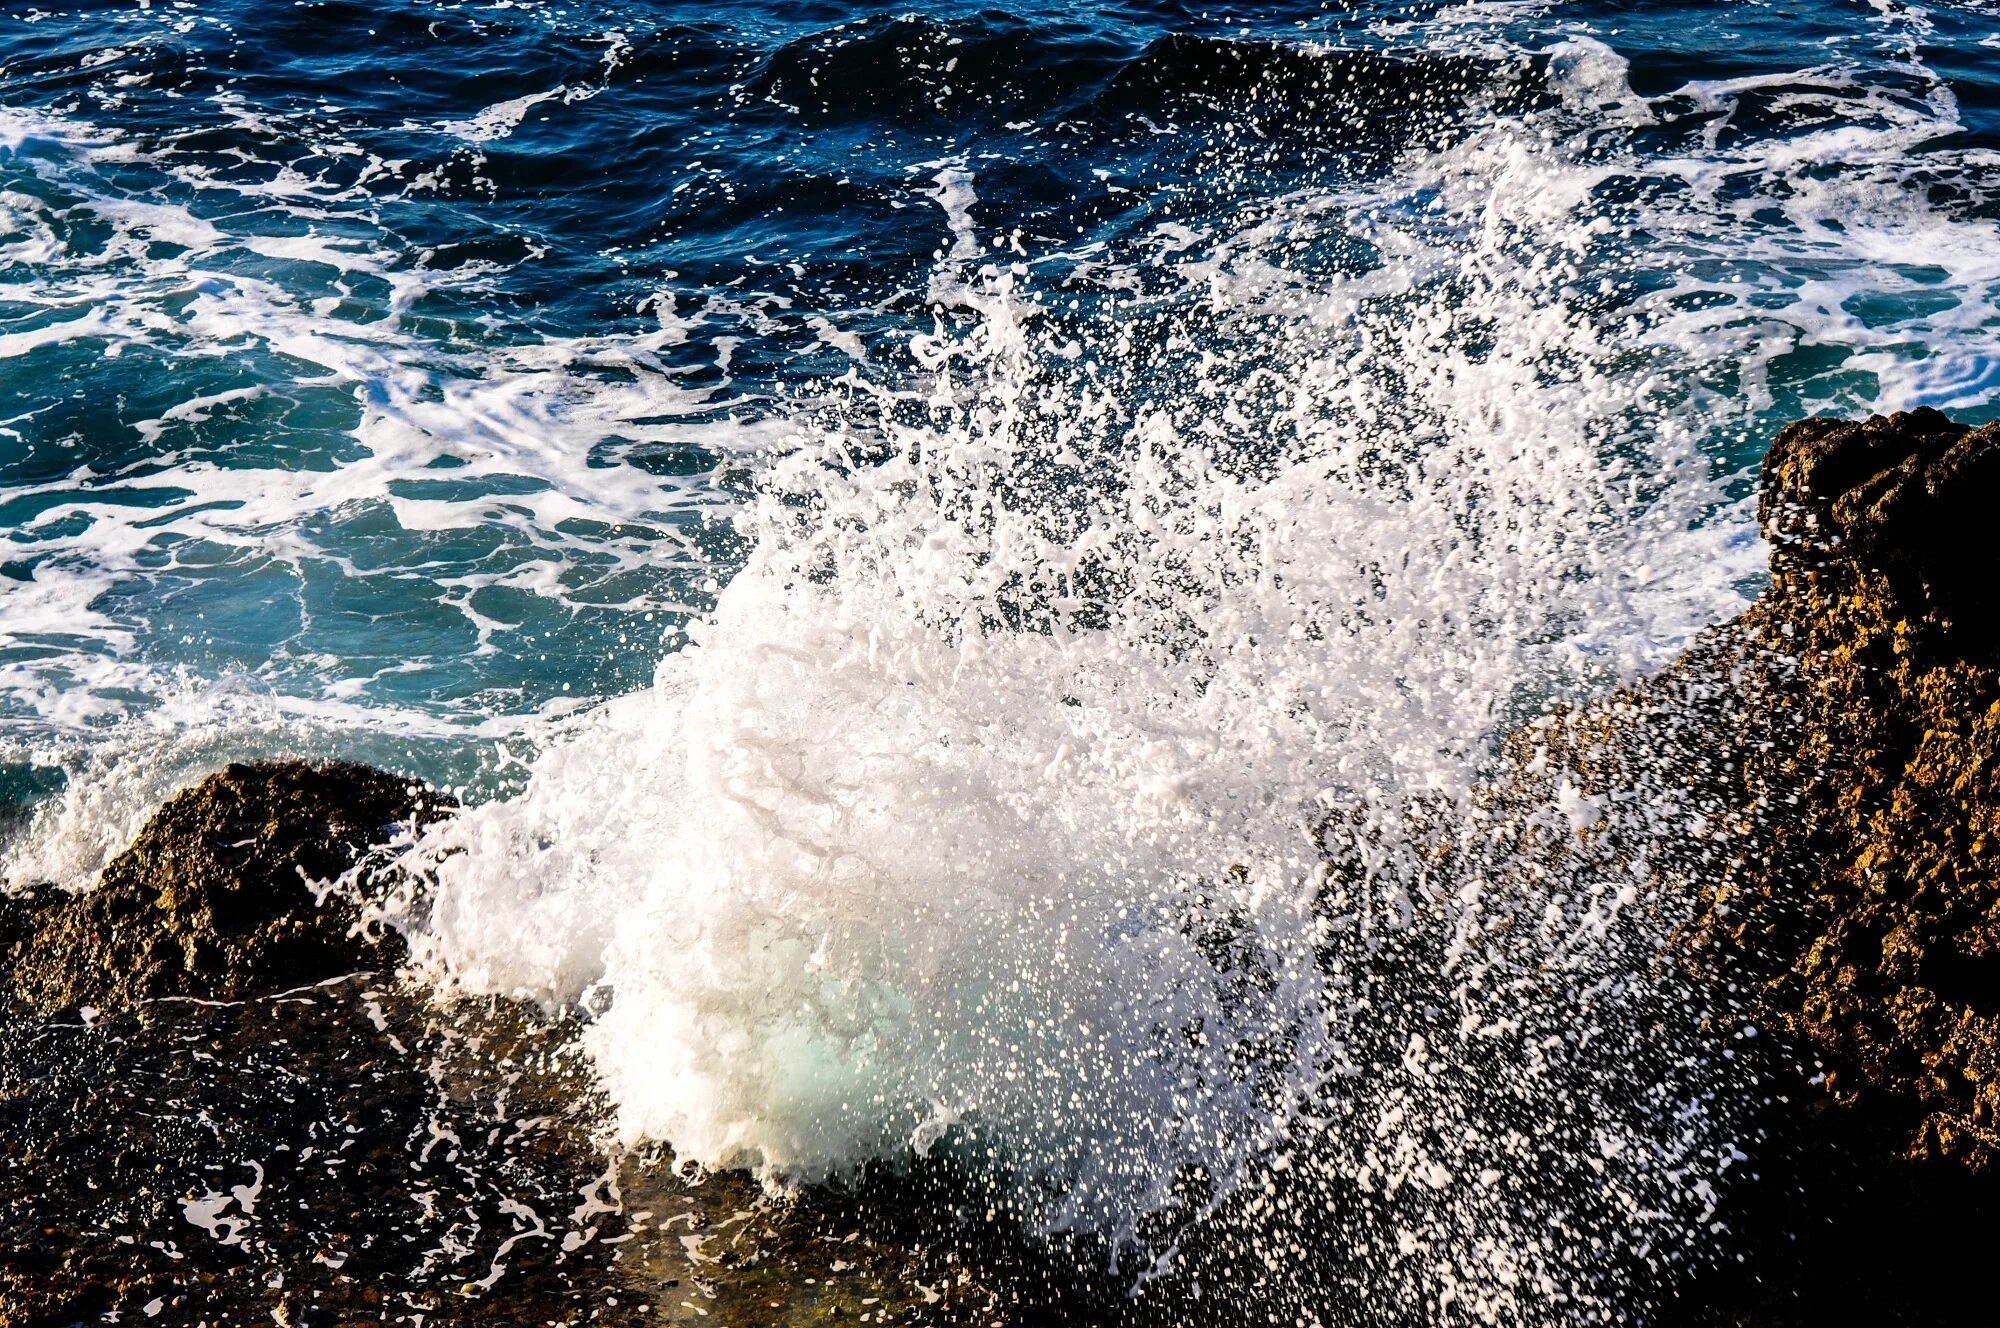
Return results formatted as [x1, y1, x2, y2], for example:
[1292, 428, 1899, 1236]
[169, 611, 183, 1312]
[5, 0, 2000, 1319]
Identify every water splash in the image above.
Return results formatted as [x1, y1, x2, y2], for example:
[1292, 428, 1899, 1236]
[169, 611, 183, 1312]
[10, 5, 2000, 1320]
[400, 57, 1779, 1307]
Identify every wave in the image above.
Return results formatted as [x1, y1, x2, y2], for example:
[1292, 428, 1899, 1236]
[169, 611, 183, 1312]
[396, 70, 1757, 1321]
[9, 4, 2000, 1316]
[377, 18, 2000, 1320]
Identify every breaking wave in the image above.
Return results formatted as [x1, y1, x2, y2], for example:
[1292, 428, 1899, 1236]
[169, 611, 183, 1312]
[8, 1, 2000, 1319]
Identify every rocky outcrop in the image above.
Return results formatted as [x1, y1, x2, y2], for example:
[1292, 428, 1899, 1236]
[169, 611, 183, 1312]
[7, 410, 2000, 1326]
[1713, 409, 2000, 1169]
[0, 761, 647, 1326]
[0, 979, 651, 1327]
[1504, 408, 2000, 1325]
[9, 760, 450, 1013]
[1517, 408, 2000, 1176]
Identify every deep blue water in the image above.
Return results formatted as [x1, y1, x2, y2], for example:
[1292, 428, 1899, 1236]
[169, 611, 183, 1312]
[3, 0, 2000, 808]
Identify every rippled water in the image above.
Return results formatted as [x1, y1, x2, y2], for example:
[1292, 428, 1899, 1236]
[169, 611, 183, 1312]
[5, 0, 2000, 1319]
[4, 1, 1997, 789]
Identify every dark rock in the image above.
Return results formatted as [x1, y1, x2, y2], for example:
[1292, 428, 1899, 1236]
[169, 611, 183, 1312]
[1721, 409, 2000, 1171]
[1522, 408, 2000, 1177]
[11, 760, 452, 1014]
[0, 760, 652, 1325]
[14, 405, 2000, 1326]
[1510, 408, 2000, 1324]
[1759, 407, 2000, 654]
[0, 760, 976, 1328]
[0, 882, 51, 982]
[0, 980, 650, 1327]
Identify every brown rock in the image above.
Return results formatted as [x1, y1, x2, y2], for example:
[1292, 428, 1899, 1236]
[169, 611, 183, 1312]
[1509, 408, 2000, 1324]
[1533, 407, 2000, 1175]
[0, 761, 987, 1328]
[1727, 408, 2000, 1170]
[11, 760, 452, 1013]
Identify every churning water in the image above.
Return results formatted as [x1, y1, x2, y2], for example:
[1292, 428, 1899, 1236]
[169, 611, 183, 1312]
[5, 0, 2000, 1320]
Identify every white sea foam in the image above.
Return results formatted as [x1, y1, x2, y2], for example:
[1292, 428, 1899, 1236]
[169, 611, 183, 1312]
[386, 28, 2000, 1318]
[397, 73, 1661, 1252]
[442, 87, 567, 144]
[0, 673, 533, 891]
[0, 100, 784, 737]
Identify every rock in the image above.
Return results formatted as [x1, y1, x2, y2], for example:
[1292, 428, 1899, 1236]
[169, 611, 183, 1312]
[14, 406, 2000, 1326]
[0, 983, 969, 1328]
[1759, 408, 2000, 653]
[1722, 408, 2000, 1170]
[1517, 407, 2000, 1176]
[0, 980, 651, 1327]
[0, 760, 649, 1325]
[1505, 408, 2000, 1324]
[10, 760, 452, 1014]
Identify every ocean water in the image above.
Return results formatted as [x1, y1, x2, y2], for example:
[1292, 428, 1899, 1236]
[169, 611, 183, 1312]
[5, 0, 2000, 1318]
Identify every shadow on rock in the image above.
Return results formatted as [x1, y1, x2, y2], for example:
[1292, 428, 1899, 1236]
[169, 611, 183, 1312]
[1507, 409, 2000, 1325]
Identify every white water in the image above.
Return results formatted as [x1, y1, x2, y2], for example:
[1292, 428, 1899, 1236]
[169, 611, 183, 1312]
[403, 65, 1779, 1276]
[386, 32, 2000, 1317]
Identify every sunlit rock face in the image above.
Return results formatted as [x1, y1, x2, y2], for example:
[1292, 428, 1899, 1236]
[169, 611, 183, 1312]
[1716, 409, 2000, 1169]
[1510, 409, 2000, 1326]
[7, 761, 448, 1013]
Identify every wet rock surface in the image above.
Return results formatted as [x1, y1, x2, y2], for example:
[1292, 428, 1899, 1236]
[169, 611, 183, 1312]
[1723, 408, 2000, 1170]
[0, 761, 640, 1326]
[0, 762, 974, 1328]
[7, 761, 451, 1014]
[1686, 409, 2000, 1325]
[0, 981, 646, 1327]
[1512, 408, 2000, 1324]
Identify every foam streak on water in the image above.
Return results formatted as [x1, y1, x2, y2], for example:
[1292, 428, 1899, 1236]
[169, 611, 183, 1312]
[0, 96, 766, 719]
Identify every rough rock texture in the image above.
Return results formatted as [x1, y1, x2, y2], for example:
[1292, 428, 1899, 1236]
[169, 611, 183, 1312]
[10, 760, 451, 1013]
[1507, 408, 2000, 1324]
[0, 982, 652, 1327]
[1719, 409, 2000, 1168]
[0, 982, 984, 1328]
[1522, 408, 2000, 1174]
[0, 761, 644, 1326]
